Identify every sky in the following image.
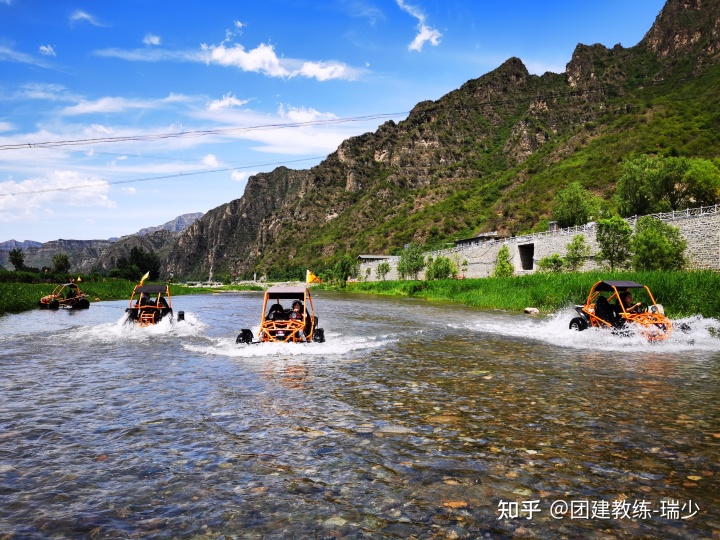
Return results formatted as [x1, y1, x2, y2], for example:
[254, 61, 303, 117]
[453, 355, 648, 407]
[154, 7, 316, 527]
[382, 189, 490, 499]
[0, 0, 666, 243]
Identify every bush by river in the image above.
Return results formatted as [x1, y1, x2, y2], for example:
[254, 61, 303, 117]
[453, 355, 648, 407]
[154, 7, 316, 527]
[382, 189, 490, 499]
[346, 270, 720, 319]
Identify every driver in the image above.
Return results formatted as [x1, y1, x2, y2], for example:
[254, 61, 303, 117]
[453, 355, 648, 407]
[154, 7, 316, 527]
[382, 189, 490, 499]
[619, 291, 642, 314]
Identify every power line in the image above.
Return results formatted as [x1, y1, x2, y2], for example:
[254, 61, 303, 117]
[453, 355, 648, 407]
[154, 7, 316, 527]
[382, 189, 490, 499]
[0, 156, 326, 197]
[0, 112, 408, 151]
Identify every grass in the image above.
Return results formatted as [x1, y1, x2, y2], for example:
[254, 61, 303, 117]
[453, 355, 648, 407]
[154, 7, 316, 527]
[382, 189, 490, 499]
[346, 270, 720, 319]
[0, 279, 263, 315]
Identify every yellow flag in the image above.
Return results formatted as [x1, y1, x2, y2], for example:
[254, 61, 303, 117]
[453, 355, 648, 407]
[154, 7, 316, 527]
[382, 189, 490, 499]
[77, 276, 82, 282]
[306, 269, 322, 284]
[139, 271, 150, 285]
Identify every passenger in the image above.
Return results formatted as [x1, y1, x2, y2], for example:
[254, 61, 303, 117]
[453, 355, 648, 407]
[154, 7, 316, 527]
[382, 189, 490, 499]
[291, 300, 307, 342]
[65, 287, 77, 300]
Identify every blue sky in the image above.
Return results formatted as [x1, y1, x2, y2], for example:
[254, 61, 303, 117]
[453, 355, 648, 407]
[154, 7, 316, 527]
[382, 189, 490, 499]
[1, 0, 665, 243]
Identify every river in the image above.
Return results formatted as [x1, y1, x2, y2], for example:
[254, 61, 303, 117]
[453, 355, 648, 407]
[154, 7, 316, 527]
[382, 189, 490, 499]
[1, 292, 718, 539]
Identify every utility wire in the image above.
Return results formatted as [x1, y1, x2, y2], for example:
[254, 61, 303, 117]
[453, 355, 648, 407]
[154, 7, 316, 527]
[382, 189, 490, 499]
[0, 156, 325, 197]
[0, 112, 407, 151]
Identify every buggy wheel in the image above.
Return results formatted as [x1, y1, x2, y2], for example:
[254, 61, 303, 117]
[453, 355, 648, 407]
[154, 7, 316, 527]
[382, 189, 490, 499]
[313, 328, 325, 343]
[236, 329, 253, 344]
[76, 298, 90, 309]
[569, 317, 587, 331]
[49, 299, 60, 310]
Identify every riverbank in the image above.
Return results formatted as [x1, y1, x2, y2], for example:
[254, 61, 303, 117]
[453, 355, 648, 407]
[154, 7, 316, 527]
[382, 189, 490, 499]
[0, 280, 263, 315]
[343, 270, 720, 319]
[3, 271, 719, 319]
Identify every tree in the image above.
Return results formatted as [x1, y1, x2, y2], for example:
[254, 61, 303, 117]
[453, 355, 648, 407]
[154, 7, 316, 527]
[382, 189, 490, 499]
[684, 158, 720, 207]
[376, 261, 391, 281]
[493, 245, 514, 277]
[113, 246, 161, 281]
[615, 155, 662, 217]
[9, 248, 24, 270]
[397, 243, 425, 280]
[425, 255, 457, 280]
[631, 216, 687, 271]
[564, 234, 591, 272]
[596, 215, 633, 271]
[653, 156, 690, 211]
[334, 255, 356, 285]
[537, 253, 564, 273]
[552, 182, 600, 228]
[51, 253, 71, 274]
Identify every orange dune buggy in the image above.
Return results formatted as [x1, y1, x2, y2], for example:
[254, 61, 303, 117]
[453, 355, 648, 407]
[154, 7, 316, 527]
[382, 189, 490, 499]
[236, 285, 325, 344]
[39, 282, 90, 310]
[569, 280, 673, 342]
[125, 283, 184, 327]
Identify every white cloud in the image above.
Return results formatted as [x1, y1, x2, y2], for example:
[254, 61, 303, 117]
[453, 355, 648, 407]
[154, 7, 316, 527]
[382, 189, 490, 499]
[94, 27, 362, 81]
[0, 45, 52, 67]
[94, 47, 205, 62]
[61, 93, 192, 115]
[39, 44, 56, 57]
[202, 154, 219, 167]
[0, 170, 114, 222]
[17, 83, 78, 101]
[231, 170, 257, 182]
[206, 92, 251, 111]
[234, 20, 245, 29]
[143, 34, 161, 46]
[396, 0, 442, 52]
[202, 41, 361, 81]
[69, 10, 104, 27]
[408, 24, 442, 52]
[202, 42, 289, 77]
[277, 103, 337, 123]
[0, 121, 14, 132]
[296, 61, 356, 81]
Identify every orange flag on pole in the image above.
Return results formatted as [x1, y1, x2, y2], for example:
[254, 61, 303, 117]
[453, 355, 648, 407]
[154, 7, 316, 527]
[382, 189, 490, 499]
[306, 269, 322, 284]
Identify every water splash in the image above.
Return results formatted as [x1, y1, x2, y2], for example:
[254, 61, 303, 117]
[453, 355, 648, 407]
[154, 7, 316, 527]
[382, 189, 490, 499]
[453, 308, 720, 353]
[70, 311, 207, 343]
[183, 330, 394, 359]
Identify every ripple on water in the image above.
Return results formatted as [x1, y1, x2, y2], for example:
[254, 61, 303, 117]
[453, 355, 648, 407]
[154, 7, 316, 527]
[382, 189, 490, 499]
[0, 294, 718, 539]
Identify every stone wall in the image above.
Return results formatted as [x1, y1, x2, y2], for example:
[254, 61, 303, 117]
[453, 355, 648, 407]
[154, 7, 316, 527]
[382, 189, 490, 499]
[358, 205, 720, 280]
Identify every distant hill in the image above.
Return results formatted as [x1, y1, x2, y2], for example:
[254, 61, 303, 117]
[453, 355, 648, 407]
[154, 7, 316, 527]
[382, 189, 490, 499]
[0, 240, 43, 251]
[160, 0, 720, 280]
[135, 213, 204, 236]
[0, 212, 203, 272]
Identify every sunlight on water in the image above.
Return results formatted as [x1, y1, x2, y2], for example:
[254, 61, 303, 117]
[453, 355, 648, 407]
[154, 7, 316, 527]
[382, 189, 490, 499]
[453, 307, 720, 353]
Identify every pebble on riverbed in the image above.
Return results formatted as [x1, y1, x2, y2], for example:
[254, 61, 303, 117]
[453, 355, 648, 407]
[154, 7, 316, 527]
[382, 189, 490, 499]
[524, 307, 540, 315]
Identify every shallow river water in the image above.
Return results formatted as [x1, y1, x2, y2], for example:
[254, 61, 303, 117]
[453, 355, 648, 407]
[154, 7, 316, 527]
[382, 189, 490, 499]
[0, 292, 718, 539]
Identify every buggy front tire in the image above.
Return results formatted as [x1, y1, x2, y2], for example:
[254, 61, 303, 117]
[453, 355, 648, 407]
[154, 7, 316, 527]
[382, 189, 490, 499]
[569, 317, 587, 331]
[313, 328, 325, 343]
[76, 298, 90, 309]
[49, 299, 60, 310]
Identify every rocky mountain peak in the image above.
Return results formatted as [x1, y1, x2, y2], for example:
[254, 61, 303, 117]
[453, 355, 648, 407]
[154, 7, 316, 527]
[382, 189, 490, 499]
[641, 0, 720, 66]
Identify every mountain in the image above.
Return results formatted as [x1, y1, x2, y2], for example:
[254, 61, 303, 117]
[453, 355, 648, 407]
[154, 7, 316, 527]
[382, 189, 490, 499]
[0, 213, 202, 272]
[135, 212, 204, 236]
[166, 0, 720, 279]
[0, 239, 116, 272]
[0, 240, 43, 251]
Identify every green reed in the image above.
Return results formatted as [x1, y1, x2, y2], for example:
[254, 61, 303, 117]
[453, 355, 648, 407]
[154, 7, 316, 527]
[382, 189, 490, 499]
[348, 270, 720, 319]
